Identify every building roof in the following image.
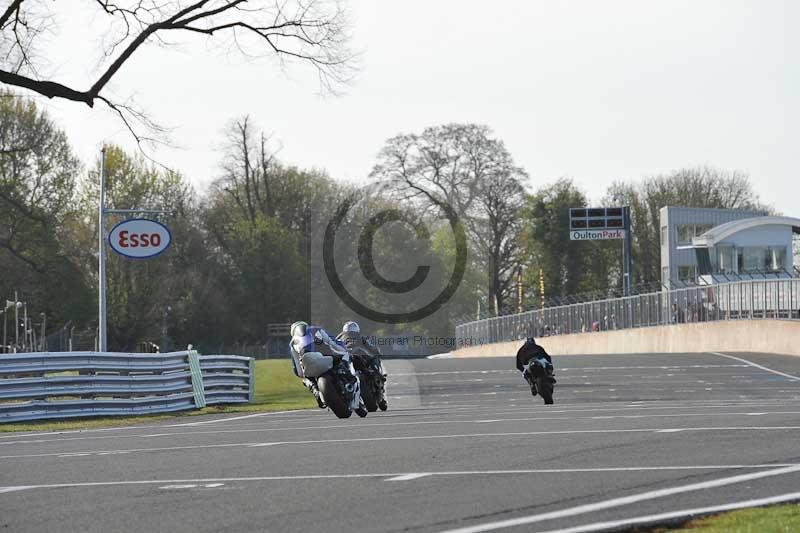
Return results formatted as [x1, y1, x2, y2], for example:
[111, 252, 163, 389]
[691, 216, 800, 248]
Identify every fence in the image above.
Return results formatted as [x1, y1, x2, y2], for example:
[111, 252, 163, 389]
[0, 350, 255, 423]
[455, 278, 800, 347]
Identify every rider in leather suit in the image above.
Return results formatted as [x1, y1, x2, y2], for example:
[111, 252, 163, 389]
[335, 321, 382, 372]
[516, 337, 555, 394]
[290, 321, 350, 409]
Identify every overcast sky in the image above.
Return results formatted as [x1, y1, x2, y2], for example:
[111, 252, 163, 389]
[39, 0, 799, 214]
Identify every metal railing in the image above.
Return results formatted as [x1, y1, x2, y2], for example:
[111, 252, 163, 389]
[455, 278, 800, 347]
[0, 350, 255, 423]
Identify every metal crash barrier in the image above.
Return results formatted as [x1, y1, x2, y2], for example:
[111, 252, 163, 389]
[456, 278, 800, 346]
[0, 350, 255, 423]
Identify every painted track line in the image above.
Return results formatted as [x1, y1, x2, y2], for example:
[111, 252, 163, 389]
[4, 426, 800, 460]
[8, 409, 800, 447]
[712, 352, 800, 382]
[2, 465, 800, 494]
[438, 464, 800, 533]
[537, 491, 800, 533]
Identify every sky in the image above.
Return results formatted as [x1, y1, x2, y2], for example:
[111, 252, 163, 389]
[34, 0, 800, 214]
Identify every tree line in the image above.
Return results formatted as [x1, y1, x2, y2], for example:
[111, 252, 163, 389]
[0, 92, 767, 352]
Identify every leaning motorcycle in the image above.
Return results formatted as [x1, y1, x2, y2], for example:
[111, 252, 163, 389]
[301, 350, 368, 419]
[321, 353, 368, 419]
[352, 347, 388, 412]
[525, 357, 555, 405]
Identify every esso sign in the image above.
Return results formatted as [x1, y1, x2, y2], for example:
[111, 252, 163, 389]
[108, 219, 172, 259]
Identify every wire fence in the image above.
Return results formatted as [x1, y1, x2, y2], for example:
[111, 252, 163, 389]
[455, 278, 800, 347]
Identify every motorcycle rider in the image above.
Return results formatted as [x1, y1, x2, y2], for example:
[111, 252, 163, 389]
[336, 321, 382, 371]
[515, 337, 555, 395]
[337, 321, 387, 409]
[290, 321, 350, 409]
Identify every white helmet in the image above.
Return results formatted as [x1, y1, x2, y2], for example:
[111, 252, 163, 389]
[342, 321, 360, 334]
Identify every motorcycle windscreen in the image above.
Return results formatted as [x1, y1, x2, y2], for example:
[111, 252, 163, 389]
[300, 351, 334, 378]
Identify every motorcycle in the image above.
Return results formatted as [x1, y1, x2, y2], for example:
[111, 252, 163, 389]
[524, 357, 555, 405]
[316, 352, 368, 419]
[351, 347, 388, 412]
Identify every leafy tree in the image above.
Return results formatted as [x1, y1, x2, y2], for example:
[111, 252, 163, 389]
[0, 91, 92, 330]
[519, 179, 615, 307]
[370, 123, 528, 315]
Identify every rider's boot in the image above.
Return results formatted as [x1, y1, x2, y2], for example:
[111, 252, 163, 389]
[304, 378, 326, 408]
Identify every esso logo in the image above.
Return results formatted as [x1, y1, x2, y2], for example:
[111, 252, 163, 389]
[108, 219, 172, 259]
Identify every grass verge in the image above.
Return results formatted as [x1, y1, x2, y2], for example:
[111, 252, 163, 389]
[0, 360, 315, 433]
[646, 503, 800, 532]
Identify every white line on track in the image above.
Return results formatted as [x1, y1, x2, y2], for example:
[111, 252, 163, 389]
[536, 491, 800, 533]
[386, 473, 431, 481]
[2, 397, 798, 442]
[712, 352, 800, 382]
[438, 464, 800, 533]
[4, 426, 800, 460]
[3, 465, 800, 495]
[169, 410, 309, 427]
[8, 409, 800, 447]
[3, 400, 799, 444]
[390, 364, 748, 377]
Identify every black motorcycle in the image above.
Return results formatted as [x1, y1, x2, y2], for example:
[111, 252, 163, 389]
[352, 347, 388, 412]
[317, 353, 368, 419]
[524, 357, 555, 405]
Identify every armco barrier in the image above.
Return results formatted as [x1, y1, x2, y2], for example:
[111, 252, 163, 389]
[0, 350, 254, 423]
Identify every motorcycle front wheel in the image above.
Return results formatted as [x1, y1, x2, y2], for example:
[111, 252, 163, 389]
[318, 375, 352, 418]
[358, 373, 378, 412]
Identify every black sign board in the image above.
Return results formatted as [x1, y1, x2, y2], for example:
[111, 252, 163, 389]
[569, 207, 624, 231]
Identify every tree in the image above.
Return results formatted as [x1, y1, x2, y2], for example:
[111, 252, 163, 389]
[519, 179, 615, 307]
[0, 1, 354, 142]
[0, 91, 92, 330]
[204, 116, 341, 331]
[370, 123, 528, 315]
[606, 166, 768, 284]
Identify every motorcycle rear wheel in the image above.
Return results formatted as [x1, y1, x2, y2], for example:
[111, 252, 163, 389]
[537, 377, 554, 405]
[318, 375, 352, 418]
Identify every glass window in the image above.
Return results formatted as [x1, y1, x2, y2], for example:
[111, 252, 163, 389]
[768, 246, 786, 272]
[678, 266, 696, 283]
[677, 225, 694, 245]
[742, 247, 766, 272]
[694, 224, 713, 237]
[695, 249, 712, 275]
[716, 246, 735, 274]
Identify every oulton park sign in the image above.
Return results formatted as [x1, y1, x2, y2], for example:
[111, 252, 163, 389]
[570, 229, 626, 241]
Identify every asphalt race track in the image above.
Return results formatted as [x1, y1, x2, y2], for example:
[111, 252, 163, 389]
[3, 351, 800, 532]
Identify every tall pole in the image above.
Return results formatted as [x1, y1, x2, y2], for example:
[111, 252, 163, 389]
[22, 302, 27, 351]
[14, 291, 19, 353]
[41, 313, 46, 351]
[98, 147, 107, 352]
[623, 205, 633, 297]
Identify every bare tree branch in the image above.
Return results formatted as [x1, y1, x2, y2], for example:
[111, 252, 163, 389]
[0, 0, 355, 140]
